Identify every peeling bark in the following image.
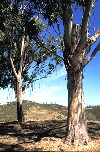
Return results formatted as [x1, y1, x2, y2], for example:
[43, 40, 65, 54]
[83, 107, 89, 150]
[65, 67, 89, 145]
[62, 0, 97, 146]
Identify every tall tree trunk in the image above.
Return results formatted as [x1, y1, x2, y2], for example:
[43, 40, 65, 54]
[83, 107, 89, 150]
[16, 75, 24, 122]
[65, 67, 89, 145]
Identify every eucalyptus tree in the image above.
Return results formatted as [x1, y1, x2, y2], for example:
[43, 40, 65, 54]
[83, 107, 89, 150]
[0, 0, 58, 122]
[33, 0, 100, 145]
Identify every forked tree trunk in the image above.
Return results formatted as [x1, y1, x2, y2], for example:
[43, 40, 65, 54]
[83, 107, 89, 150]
[16, 76, 24, 122]
[10, 35, 25, 122]
[65, 67, 89, 145]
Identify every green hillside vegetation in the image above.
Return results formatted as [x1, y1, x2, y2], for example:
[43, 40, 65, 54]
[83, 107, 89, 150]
[0, 100, 100, 122]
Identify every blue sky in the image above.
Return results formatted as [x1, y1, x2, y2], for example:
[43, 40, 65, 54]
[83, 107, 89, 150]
[0, 1, 100, 106]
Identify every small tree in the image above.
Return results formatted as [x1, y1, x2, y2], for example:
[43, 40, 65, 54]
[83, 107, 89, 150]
[33, 0, 100, 145]
[0, 0, 57, 122]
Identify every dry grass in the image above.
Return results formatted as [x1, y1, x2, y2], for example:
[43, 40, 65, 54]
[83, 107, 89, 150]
[25, 105, 66, 121]
[0, 103, 100, 151]
[0, 119, 100, 151]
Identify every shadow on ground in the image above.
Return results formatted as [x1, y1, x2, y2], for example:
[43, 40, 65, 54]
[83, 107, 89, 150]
[88, 121, 100, 139]
[0, 120, 100, 151]
[0, 120, 66, 151]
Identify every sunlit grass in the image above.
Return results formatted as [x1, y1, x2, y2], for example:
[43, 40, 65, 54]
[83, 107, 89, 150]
[0, 100, 100, 122]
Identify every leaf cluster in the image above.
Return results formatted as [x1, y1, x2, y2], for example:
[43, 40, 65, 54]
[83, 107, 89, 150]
[32, 0, 91, 25]
[0, 0, 63, 91]
[33, 0, 63, 25]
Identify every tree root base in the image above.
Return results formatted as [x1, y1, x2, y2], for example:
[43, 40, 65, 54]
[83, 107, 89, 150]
[64, 134, 90, 146]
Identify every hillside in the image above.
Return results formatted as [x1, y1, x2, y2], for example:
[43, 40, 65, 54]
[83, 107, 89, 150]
[0, 100, 100, 122]
[0, 100, 100, 151]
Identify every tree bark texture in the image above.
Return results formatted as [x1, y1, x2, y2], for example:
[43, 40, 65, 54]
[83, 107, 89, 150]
[17, 76, 24, 122]
[62, 0, 99, 146]
[65, 67, 89, 145]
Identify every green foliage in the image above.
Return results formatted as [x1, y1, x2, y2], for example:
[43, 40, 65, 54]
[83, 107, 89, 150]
[0, 50, 12, 89]
[1, 0, 88, 106]
[0, 0, 62, 91]
[33, 0, 62, 25]
[33, 0, 90, 25]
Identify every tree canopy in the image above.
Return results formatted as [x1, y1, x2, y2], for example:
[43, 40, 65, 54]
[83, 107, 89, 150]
[0, 0, 63, 92]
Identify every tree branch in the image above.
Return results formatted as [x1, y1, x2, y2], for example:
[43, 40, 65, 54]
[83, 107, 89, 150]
[37, 38, 64, 61]
[52, 23, 62, 38]
[83, 29, 100, 57]
[75, 29, 100, 57]
[71, 24, 80, 54]
[89, 29, 100, 46]
[10, 55, 18, 78]
[62, 0, 73, 49]
[83, 42, 100, 67]
[46, 47, 64, 61]
[80, 0, 94, 45]
[19, 35, 25, 73]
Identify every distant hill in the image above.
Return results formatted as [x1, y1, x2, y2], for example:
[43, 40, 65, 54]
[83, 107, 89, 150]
[86, 106, 100, 121]
[0, 100, 100, 122]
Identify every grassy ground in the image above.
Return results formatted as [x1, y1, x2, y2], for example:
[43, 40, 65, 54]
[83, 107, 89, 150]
[0, 100, 100, 151]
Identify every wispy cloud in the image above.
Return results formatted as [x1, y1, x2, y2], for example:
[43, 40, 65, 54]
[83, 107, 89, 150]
[50, 66, 66, 80]
[22, 66, 68, 105]
[23, 84, 67, 105]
